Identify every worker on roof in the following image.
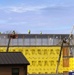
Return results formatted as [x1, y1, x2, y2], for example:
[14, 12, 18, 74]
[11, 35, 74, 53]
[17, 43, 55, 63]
[40, 31, 42, 34]
[28, 30, 31, 34]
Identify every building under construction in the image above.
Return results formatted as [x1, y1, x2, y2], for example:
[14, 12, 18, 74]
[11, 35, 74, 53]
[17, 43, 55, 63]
[0, 33, 74, 74]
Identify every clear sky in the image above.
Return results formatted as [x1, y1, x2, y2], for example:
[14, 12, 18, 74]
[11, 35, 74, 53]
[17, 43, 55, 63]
[0, 0, 74, 34]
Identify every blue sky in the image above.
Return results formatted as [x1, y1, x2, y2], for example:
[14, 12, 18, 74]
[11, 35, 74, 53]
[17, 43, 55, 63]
[0, 0, 74, 34]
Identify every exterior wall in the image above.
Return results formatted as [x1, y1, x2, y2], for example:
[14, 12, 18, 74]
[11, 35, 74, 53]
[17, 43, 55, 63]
[0, 66, 11, 75]
[0, 46, 74, 74]
[0, 65, 27, 75]
[0, 34, 70, 46]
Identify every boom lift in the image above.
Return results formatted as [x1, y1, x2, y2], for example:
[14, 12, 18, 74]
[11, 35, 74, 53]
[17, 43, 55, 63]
[56, 26, 74, 74]
[6, 31, 18, 52]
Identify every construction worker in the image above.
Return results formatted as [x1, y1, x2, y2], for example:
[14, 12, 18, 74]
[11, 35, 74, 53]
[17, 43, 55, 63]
[40, 31, 42, 34]
[28, 30, 31, 34]
[12, 30, 15, 34]
[10, 30, 17, 39]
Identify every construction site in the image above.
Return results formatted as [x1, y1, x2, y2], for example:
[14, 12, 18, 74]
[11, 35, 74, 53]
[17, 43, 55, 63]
[0, 26, 74, 75]
[0, 0, 74, 75]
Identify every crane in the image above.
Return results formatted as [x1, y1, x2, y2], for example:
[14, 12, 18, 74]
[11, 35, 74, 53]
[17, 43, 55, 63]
[56, 26, 74, 74]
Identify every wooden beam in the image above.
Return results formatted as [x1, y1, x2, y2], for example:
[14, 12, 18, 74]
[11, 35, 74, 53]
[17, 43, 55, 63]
[63, 46, 69, 67]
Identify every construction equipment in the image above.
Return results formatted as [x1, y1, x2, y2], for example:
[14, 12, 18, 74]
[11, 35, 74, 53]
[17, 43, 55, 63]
[6, 31, 18, 52]
[56, 26, 74, 74]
